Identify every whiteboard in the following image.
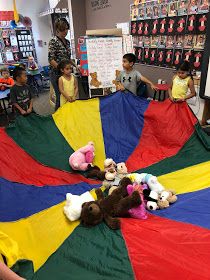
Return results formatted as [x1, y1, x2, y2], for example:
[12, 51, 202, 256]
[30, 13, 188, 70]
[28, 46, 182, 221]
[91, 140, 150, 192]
[86, 37, 123, 93]
[204, 58, 210, 98]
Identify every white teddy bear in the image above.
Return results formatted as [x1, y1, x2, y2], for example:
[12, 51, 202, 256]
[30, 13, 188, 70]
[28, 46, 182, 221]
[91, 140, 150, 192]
[64, 192, 95, 222]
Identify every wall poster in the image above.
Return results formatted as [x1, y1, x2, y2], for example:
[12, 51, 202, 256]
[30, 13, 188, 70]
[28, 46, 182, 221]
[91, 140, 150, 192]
[86, 37, 123, 97]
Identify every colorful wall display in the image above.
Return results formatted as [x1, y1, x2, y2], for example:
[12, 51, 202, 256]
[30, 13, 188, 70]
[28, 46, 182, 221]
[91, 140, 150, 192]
[0, 27, 36, 63]
[131, 0, 209, 70]
[0, 11, 36, 64]
[77, 37, 88, 76]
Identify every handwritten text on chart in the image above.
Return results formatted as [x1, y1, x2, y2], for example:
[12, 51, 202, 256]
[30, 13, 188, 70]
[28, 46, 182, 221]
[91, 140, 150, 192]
[91, 0, 111, 11]
[87, 37, 123, 90]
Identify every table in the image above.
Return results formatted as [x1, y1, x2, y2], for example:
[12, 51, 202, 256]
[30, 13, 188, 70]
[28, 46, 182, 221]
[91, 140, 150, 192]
[0, 89, 10, 116]
[153, 84, 170, 101]
[27, 69, 41, 76]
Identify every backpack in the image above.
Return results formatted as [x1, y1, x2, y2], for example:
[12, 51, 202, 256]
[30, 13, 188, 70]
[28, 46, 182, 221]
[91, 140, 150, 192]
[136, 81, 148, 98]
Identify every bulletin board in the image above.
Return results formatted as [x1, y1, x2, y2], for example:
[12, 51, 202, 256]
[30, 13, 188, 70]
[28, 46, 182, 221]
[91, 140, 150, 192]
[130, 0, 209, 71]
[0, 28, 20, 63]
[16, 29, 35, 60]
[77, 37, 88, 76]
[0, 11, 36, 64]
[86, 37, 123, 97]
[0, 27, 36, 64]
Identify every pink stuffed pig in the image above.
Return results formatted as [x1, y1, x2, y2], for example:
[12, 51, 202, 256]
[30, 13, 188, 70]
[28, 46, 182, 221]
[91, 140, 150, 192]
[69, 142, 95, 171]
[127, 184, 148, 220]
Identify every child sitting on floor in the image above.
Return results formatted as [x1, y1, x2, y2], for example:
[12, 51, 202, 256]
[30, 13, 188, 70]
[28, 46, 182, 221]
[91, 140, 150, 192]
[10, 66, 34, 115]
[58, 60, 78, 107]
[116, 53, 158, 95]
[169, 60, 196, 102]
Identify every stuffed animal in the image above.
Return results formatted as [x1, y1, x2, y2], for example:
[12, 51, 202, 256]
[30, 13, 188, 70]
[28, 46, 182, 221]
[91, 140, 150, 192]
[64, 192, 95, 221]
[69, 142, 95, 171]
[87, 160, 128, 190]
[127, 184, 148, 219]
[86, 165, 116, 181]
[157, 190, 178, 209]
[90, 72, 102, 88]
[104, 158, 116, 172]
[116, 162, 128, 179]
[103, 162, 128, 189]
[112, 70, 121, 88]
[143, 189, 159, 210]
[80, 177, 142, 229]
[105, 162, 128, 193]
[127, 173, 165, 193]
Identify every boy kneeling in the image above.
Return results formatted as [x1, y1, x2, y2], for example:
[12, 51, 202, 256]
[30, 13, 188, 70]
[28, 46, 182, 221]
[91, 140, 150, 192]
[10, 66, 33, 115]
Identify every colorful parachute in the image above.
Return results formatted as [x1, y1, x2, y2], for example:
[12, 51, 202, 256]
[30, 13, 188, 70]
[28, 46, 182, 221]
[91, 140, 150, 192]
[1, 92, 210, 280]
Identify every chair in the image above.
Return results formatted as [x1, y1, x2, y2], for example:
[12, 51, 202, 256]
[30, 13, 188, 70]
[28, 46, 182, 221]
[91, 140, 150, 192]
[153, 84, 170, 101]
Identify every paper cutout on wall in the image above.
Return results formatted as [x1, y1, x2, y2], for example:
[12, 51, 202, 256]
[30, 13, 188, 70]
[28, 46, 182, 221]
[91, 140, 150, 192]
[198, 0, 210, 14]
[135, 47, 144, 63]
[187, 14, 197, 33]
[143, 36, 151, 47]
[137, 21, 144, 35]
[153, 4, 160, 19]
[193, 50, 203, 70]
[165, 48, 174, 67]
[149, 48, 157, 64]
[178, 0, 188, 16]
[151, 19, 160, 35]
[176, 15, 187, 34]
[157, 48, 166, 66]
[168, 17, 176, 35]
[197, 13, 208, 34]
[166, 35, 175, 48]
[173, 49, 183, 67]
[151, 36, 159, 48]
[158, 35, 167, 48]
[194, 34, 206, 49]
[184, 34, 196, 48]
[144, 47, 150, 63]
[168, 2, 178, 17]
[143, 19, 151, 35]
[138, 36, 144, 47]
[145, 5, 153, 19]
[175, 35, 184, 48]
[188, 1, 198, 14]
[159, 18, 168, 35]
[131, 21, 137, 35]
[183, 49, 194, 64]
[160, 4, 168, 18]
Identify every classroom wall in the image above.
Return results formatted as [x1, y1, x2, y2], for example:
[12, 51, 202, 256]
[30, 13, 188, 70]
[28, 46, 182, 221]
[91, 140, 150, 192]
[71, 0, 87, 55]
[84, 1, 204, 121]
[85, 0, 132, 30]
[0, 0, 52, 66]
